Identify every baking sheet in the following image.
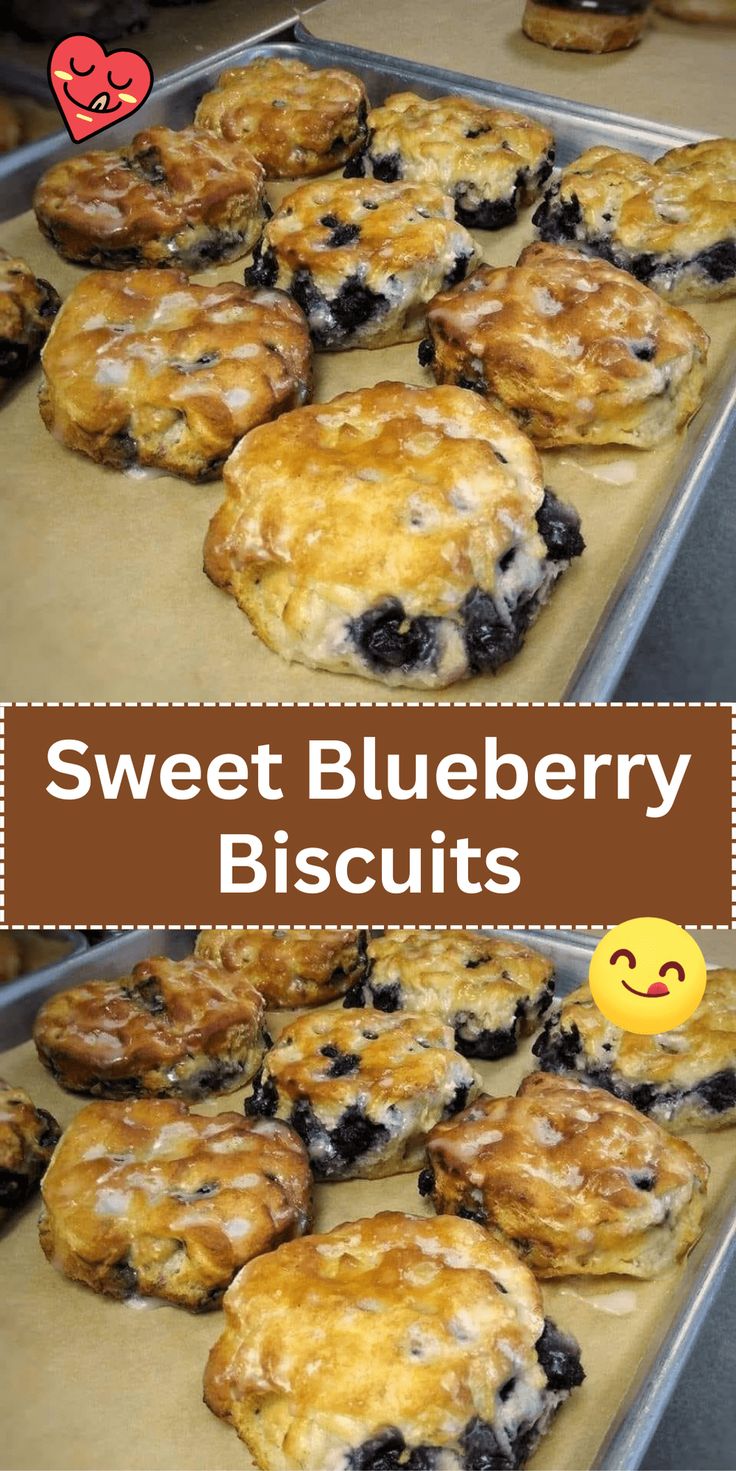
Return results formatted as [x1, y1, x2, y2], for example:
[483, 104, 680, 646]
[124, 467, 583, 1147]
[1, 928, 735, 1471]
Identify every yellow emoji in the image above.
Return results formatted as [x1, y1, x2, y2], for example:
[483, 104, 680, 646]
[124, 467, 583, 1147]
[589, 919, 707, 1035]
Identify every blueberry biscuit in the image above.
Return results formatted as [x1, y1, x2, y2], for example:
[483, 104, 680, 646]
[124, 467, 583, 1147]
[533, 969, 736, 1129]
[0, 1080, 61, 1221]
[204, 1211, 584, 1470]
[204, 382, 584, 689]
[345, 92, 554, 230]
[0, 249, 60, 400]
[246, 1007, 480, 1180]
[39, 270, 311, 480]
[39, 1100, 311, 1308]
[534, 139, 736, 301]
[346, 930, 555, 1059]
[195, 929, 366, 1007]
[33, 953, 268, 1099]
[194, 56, 367, 179]
[245, 178, 482, 350]
[34, 126, 267, 271]
[422, 1072, 708, 1277]
[422, 242, 709, 448]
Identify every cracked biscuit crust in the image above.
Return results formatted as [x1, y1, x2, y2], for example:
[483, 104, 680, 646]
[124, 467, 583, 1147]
[39, 271, 312, 480]
[195, 929, 365, 1007]
[0, 248, 60, 396]
[204, 1211, 584, 1471]
[348, 930, 555, 1059]
[245, 178, 482, 350]
[195, 56, 368, 178]
[423, 1073, 708, 1278]
[39, 1100, 311, 1309]
[33, 953, 268, 1100]
[346, 92, 554, 230]
[245, 1007, 480, 1180]
[34, 126, 267, 270]
[534, 139, 736, 301]
[423, 242, 709, 448]
[533, 970, 736, 1129]
[203, 381, 584, 689]
[0, 1080, 61, 1220]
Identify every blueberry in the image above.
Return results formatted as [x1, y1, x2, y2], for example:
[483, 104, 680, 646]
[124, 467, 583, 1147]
[533, 189, 582, 240]
[332, 276, 387, 333]
[417, 337, 435, 367]
[327, 1051, 361, 1078]
[454, 1021, 519, 1061]
[447, 1082, 471, 1115]
[444, 252, 473, 288]
[457, 1204, 486, 1225]
[324, 220, 361, 248]
[369, 982, 401, 1012]
[632, 1171, 656, 1191]
[135, 145, 166, 186]
[110, 1259, 139, 1298]
[417, 1166, 435, 1197]
[455, 191, 519, 232]
[461, 587, 530, 676]
[696, 241, 736, 283]
[697, 1069, 736, 1113]
[535, 489, 585, 562]
[535, 1319, 585, 1392]
[532, 1019, 582, 1071]
[330, 1105, 389, 1167]
[631, 340, 656, 361]
[350, 600, 438, 675]
[343, 980, 368, 1008]
[0, 1167, 31, 1211]
[244, 242, 279, 289]
[245, 1069, 278, 1117]
[127, 975, 167, 1014]
[343, 154, 367, 178]
[370, 152, 401, 183]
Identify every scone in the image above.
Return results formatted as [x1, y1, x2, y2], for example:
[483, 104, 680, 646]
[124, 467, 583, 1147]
[345, 92, 554, 230]
[346, 929, 555, 1059]
[194, 55, 368, 178]
[0, 1080, 61, 1221]
[34, 125, 267, 270]
[0, 249, 60, 399]
[204, 1211, 584, 1470]
[0, 932, 22, 985]
[421, 1073, 709, 1277]
[0, 96, 22, 154]
[194, 929, 366, 1007]
[244, 178, 482, 350]
[245, 1007, 480, 1180]
[204, 382, 585, 690]
[421, 242, 709, 448]
[534, 139, 736, 300]
[33, 953, 269, 1099]
[39, 270, 312, 480]
[39, 1100, 311, 1308]
[522, 0, 650, 52]
[533, 969, 736, 1129]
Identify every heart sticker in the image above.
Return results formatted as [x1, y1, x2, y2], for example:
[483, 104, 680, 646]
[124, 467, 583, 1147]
[48, 34, 153, 144]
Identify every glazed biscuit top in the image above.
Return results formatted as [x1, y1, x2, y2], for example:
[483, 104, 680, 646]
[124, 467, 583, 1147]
[34, 126, 265, 245]
[0, 1080, 54, 1171]
[367, 930, 554, 1015]
[550, 139, 736, 258]
[366, 92, 553, 190]
[204, 383, 549, 617]
[0, 248, 54, 347]
[194, 56, 367, 177]
[195, 929, 361, 1000]
[33, 954, 265, 1071]
[548, 970, 736, 1087]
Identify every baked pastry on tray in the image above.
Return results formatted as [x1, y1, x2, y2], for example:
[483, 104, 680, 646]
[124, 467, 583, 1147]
[33, 953, 268, 1099]
[421, 242, 709, 448]
[533, 138, 736, 300]
[194, 55, 368, 178]
[245, 1006, 480, 1180]
[34, 125, 267, 270]
[345, 91, 554, 230]
[421, 1072, 709, 1277]
[244, 178, 482, 349]
[204, 1211, 585, 1470]
[532, 969, 736, 1129]
[39, 1100, 311, 1308]
[345, 929, 555, 1059]
[39, 270, 312, 480]
[0, 1080, 61, 1221]
[203, 382, 585, 690]
[194, 929, 366, 1007]
[0, 248, 60, 400]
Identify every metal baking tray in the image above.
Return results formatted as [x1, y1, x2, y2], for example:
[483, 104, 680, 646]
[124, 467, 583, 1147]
[1, 926, 734, 1470]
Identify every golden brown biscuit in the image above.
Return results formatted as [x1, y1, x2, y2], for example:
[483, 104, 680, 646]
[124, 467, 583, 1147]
[204, 382, 584, 689]
[522, 0, 649, 51]
[194, 56, 368, 178]
[39, 1099, 311, 1308]
[39, 270, 312, 480]
[245, 178, 482, 350]
[534, 138, 736, 300]
[0, 932, 22, 985]
[422, 1073, 708, 1277]
[246, 1007, 480, 1180]
[533, 969, 736, 1129]
[0, 96, 22, 154]
[34, 125, 267, 270]
[346, 92, 554, 230]
[204, 1211, 584, 1470]
[33, 953, 268, 1099]
[194, 929, 366, 1007]
[422, 243, 709, 448]
[0, 1080, 61, 1221]
[0, 248, 60, 398]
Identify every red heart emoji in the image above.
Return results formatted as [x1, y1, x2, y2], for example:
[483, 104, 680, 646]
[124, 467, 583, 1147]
[48, 34, 153, 145]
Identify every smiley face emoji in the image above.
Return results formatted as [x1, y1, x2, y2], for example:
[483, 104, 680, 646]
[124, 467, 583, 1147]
[589, 919, 707, 1035]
